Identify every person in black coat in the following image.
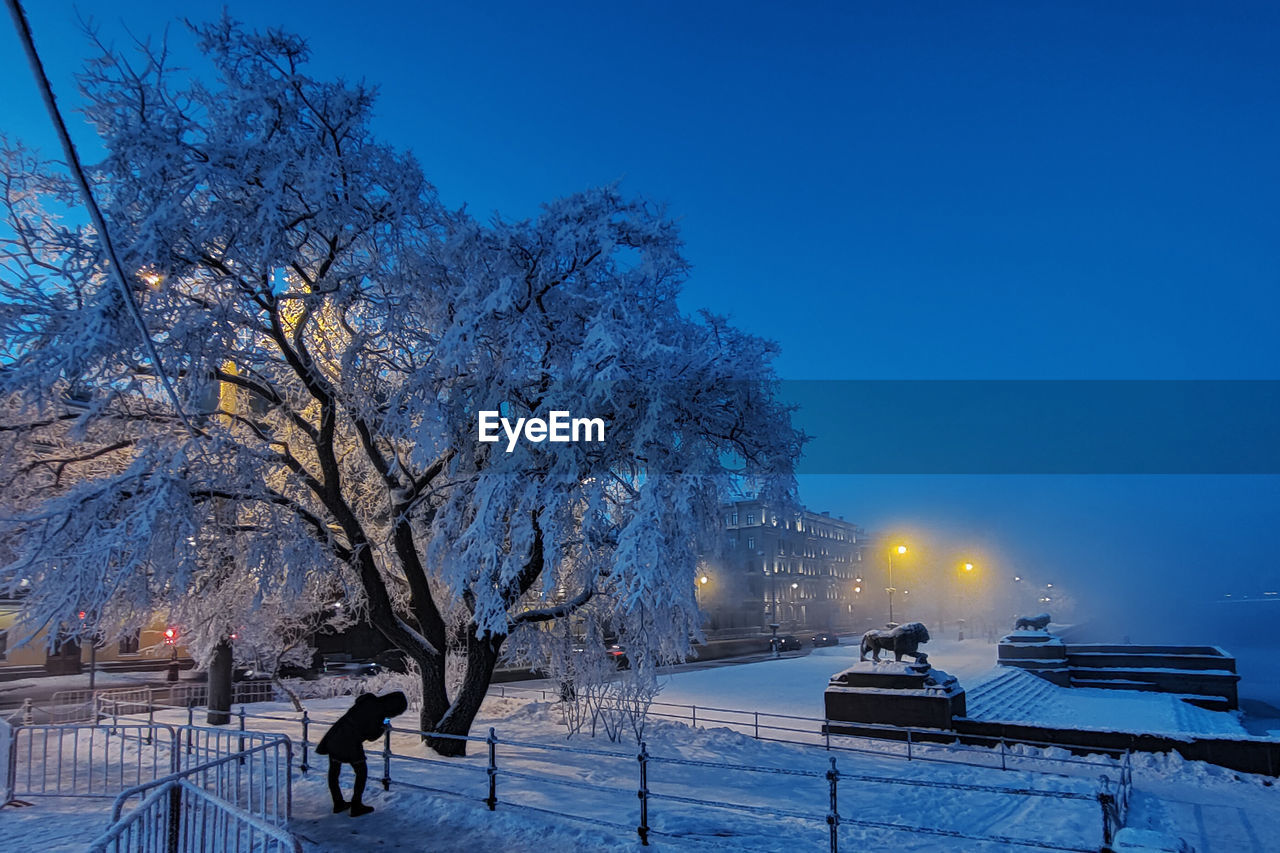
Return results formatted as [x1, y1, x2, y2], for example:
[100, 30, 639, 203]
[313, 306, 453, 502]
[315, 691, 409, 816]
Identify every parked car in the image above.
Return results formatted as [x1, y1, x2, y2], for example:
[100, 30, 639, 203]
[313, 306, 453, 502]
[276, 662, 321, 680]
[606, 644, 630, 670]
[810, 631, 839, 648]
[232, 666, 272, 682]
[570, 642, 630, 670]
[321, 655, 381, 677]
[373, 648, 409, 673]
[776, 634, 803, 652]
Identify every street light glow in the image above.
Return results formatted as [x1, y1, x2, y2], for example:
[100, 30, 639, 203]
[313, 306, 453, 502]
[896, 545, 907, 555]
[699, 575, 709, 585]
[964, 562, 974, 572]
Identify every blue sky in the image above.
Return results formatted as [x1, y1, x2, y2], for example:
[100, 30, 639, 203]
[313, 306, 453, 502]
[3, 1, 1278, 633]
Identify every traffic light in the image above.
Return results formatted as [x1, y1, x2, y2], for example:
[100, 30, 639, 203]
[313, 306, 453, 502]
[164, 627, 178, 645]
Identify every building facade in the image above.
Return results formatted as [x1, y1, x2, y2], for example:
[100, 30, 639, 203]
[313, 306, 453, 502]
[0, 594, 189, 680]
[700, 500, 867, 634]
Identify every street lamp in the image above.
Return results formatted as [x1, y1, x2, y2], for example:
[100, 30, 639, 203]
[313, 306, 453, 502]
[164, 626, 180, 682]
[957, 560, 977, 640]
[887, 545, 906, 625]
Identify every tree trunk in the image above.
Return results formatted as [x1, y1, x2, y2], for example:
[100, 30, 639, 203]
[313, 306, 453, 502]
[423, 631, 503, 757]
[417, 653, 450, 739]
[272, 674, 304, 713]
[207, 639, 233, 725]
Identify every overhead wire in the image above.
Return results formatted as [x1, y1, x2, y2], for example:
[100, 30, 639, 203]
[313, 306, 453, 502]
[4, 0, 197, 437]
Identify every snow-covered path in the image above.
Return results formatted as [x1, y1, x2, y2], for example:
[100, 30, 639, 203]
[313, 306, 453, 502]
[3, 638, 1278, 851]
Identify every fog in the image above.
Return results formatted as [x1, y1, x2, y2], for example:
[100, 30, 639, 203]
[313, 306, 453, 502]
[799, 473, 1280, 648]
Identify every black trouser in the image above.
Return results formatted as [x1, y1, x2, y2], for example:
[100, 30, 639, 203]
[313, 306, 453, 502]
[327, 756, 367, 807]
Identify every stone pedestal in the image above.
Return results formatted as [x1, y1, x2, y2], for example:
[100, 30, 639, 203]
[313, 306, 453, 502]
[824, 660, 966, 730]
[997, 631, 1070, 685]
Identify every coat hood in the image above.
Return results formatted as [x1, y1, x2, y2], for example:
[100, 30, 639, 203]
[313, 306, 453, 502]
[376, 691, 409, 719]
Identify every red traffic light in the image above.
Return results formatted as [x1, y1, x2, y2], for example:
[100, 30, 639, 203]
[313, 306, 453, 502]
[164, 627, 178, 644]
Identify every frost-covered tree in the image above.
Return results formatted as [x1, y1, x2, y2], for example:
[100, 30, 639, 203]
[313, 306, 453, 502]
[0, 17, 800, 753]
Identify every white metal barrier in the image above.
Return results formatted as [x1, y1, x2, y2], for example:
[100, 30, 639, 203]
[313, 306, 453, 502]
[170, 681, 278, 709]
[87, 779, 301, 853]
[99, 687, 157, 721]
[8, 723, 179, 799]
[169, 726, 294, 825]
[51, 689, 98, 723]
[0, 716, 13, 805]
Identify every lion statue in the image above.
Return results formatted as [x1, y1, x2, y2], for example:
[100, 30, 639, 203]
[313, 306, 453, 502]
[1014, 612, 1051, 631]
[860, 622, 930, 663]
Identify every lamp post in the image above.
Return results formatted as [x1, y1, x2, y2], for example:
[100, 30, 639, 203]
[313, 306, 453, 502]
[958, 561, 975, 640]
[164, 627, 179, 682]
[701, 571, 711, 625]
[887, 545, 906, 625]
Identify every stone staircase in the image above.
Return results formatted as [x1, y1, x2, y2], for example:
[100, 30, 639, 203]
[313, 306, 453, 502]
[964, 668, 1061, 721]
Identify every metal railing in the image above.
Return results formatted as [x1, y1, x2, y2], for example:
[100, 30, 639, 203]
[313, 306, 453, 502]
[171, 681, 278, 709]
[7, 722, 179, 799]
[170, 726, 294, 825]
[110, 729, 293, 829]
[486, 683, 1126, 776]
[4, 717, 295, 850]
[0, 716, 13, 804]
[1098, 751, 1134, 847]
[361, 721, 1111, 852]
[124, 698, 1116, 852]
[19, 685, 1131, 851]
[99, 687, 158, 722]
[51, 689, 98, 723]
[3, 719, 291, 823]
[87, 779, 301, 853]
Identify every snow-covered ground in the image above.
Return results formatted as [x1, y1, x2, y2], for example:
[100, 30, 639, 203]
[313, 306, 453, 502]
[966, 667, 1250, 738]
[2, 638, 1278, 851]
[656, 637, 999, 718]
